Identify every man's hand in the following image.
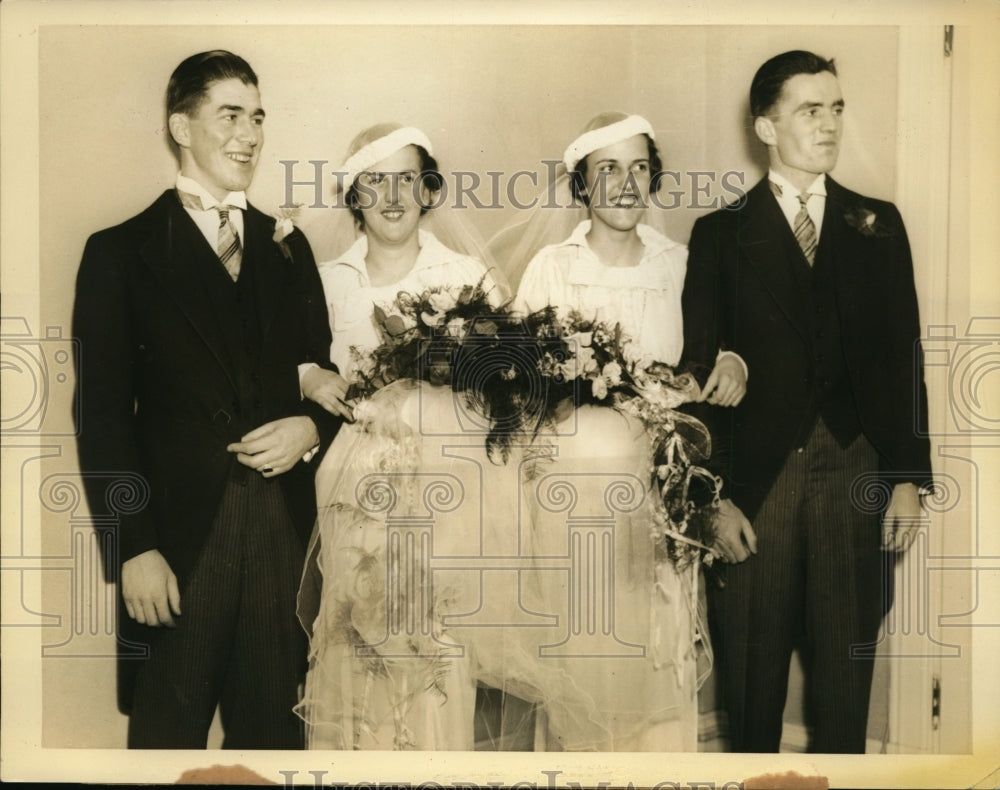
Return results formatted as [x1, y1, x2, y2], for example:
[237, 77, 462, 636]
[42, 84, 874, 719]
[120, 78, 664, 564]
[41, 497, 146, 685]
[698, 354, 747, 407]
[711, 498, 758, 563]
[301, 367, 354, 421]
[882, 482, 925, 554]
[227, 416, 320, 477]
[121, 549, 181, 627]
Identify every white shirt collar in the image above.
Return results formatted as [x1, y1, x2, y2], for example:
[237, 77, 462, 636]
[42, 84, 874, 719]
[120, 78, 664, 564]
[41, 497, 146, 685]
[768, 170, 827, 199]
[175, 173, 248, 210]
[558, 219, 680, 259]
[332, 229, 458, 282]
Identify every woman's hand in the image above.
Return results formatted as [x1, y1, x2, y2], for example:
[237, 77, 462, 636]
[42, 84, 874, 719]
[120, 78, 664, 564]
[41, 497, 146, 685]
[301, 367, 354, 420]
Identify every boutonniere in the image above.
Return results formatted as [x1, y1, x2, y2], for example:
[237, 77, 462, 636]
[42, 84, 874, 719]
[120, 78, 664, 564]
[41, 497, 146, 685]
[272, 204, 301, 260]
[844, 204, 893, 238]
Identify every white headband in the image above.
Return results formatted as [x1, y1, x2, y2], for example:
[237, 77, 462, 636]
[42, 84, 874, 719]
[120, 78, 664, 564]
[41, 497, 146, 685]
[340, 126, 435, 191]
[562, 114, 656, 171]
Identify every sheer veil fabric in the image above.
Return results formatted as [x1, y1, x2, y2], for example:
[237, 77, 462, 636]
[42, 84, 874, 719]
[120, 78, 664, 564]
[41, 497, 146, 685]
[488, 167, 681, 293]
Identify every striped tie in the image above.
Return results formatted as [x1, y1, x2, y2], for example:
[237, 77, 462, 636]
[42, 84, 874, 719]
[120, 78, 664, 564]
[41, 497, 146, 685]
[216, 207, 242, 281]
[769, 181, 818, 266]
[793, 193, 818, 266]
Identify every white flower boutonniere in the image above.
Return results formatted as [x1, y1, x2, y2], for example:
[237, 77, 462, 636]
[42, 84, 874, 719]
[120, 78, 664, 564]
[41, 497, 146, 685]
[272, 204, 301, 259]
[844, 204, 894, 238]
[274, 216, 295, 243]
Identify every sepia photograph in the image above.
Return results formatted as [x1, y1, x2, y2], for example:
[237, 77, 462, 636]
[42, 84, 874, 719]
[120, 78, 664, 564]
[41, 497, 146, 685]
[1, 0, 998, 786]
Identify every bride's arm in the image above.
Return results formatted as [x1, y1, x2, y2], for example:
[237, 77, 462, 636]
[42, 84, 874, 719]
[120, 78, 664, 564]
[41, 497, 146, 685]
[301, 367, 354, 421]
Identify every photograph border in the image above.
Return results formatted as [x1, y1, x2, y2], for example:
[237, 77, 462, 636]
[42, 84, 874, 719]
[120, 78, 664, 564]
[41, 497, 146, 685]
[2, 0, 998, 786]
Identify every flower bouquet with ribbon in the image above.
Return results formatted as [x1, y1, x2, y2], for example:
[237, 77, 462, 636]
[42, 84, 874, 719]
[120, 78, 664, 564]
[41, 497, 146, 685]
[347, 277, 721, 568]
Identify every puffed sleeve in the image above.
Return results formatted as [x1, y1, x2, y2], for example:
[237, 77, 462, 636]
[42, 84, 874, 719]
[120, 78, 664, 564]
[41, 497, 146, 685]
[513, 245, 566, 315]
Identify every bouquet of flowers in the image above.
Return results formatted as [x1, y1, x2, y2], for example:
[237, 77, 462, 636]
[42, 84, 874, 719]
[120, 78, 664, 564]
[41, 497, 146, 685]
[348, 276, 720, 568]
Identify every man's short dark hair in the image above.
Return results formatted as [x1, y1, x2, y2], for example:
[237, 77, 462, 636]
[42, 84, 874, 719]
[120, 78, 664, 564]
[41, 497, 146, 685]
[569, 134, 665, 207]
[346, 145, 443, 230]
[750, 50, 837, 119]
[166, 50, 258, 118]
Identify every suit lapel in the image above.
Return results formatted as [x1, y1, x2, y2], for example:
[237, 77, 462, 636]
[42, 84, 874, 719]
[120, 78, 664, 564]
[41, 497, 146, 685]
[737, 179, 810, 341]
[139, 191, 239, 393]
[821, 178, 867, 324]
[243, 204, 287, 341]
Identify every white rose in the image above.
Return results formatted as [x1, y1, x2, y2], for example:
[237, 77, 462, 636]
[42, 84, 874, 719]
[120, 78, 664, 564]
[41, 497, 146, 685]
[575, 345, 597, 375]
[428, 290, 458, 314]
[602, 361, 623, 386]
[564, 331, 593, 348]
[273, 217, 294, 243]
[420, 310, 445, 328]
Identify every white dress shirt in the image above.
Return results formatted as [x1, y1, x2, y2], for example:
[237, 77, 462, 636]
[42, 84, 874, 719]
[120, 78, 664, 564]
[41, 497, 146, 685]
[768, 170, 827, 241]
[175, 172, 247, 250]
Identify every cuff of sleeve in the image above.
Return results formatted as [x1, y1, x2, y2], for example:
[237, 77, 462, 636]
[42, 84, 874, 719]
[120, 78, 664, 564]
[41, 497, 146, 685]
[892, 480, 935, 497]
[302, 442, 321, 464]
[297, 362, 320, 400]
[716, 349, 748, 381]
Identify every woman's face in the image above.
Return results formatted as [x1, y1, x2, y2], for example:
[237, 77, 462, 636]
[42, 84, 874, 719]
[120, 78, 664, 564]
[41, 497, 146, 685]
[354, 145, 430, 247]
[582, 134, 652, 235]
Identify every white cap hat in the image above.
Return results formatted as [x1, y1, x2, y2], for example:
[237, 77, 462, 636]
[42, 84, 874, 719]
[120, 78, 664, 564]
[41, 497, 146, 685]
[339, 122, 435, 192]
[562, 112, 656, 171]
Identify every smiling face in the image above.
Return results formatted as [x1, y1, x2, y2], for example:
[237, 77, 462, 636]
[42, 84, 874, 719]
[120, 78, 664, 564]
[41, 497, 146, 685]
[355, 145, 430, 248]
[581, 134, 652, 235]
[755, 70, 844, 192]
[169, 77, 264, 201]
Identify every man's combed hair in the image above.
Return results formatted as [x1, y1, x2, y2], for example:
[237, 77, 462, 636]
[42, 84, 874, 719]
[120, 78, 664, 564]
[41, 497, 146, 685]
[750, 50, 837, 119]
[166, 50, 258, 118]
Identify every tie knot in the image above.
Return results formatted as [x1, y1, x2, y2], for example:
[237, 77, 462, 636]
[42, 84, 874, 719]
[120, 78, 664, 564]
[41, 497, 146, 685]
[797, 192, 811, 208]
[217, 207, 230, 225]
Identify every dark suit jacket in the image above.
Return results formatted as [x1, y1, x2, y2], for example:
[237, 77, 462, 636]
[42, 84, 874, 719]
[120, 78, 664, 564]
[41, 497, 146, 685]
[72, 190, 340, 708]
[682, 176, 932, 520]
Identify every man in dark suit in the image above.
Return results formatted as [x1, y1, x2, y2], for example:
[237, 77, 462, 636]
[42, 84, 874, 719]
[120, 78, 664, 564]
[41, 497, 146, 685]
[72, 50, 339, 748]
[683, 50, 933, 753]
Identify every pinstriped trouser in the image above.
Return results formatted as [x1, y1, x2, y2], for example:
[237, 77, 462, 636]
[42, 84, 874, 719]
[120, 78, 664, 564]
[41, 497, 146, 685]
[710, 419, 883, 753]
[127, 473, 307, 749]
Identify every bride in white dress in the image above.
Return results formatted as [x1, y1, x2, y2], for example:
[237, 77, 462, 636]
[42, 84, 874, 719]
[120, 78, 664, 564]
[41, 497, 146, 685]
[510, 112, 746, 751]
[294, 123, 507, 750]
